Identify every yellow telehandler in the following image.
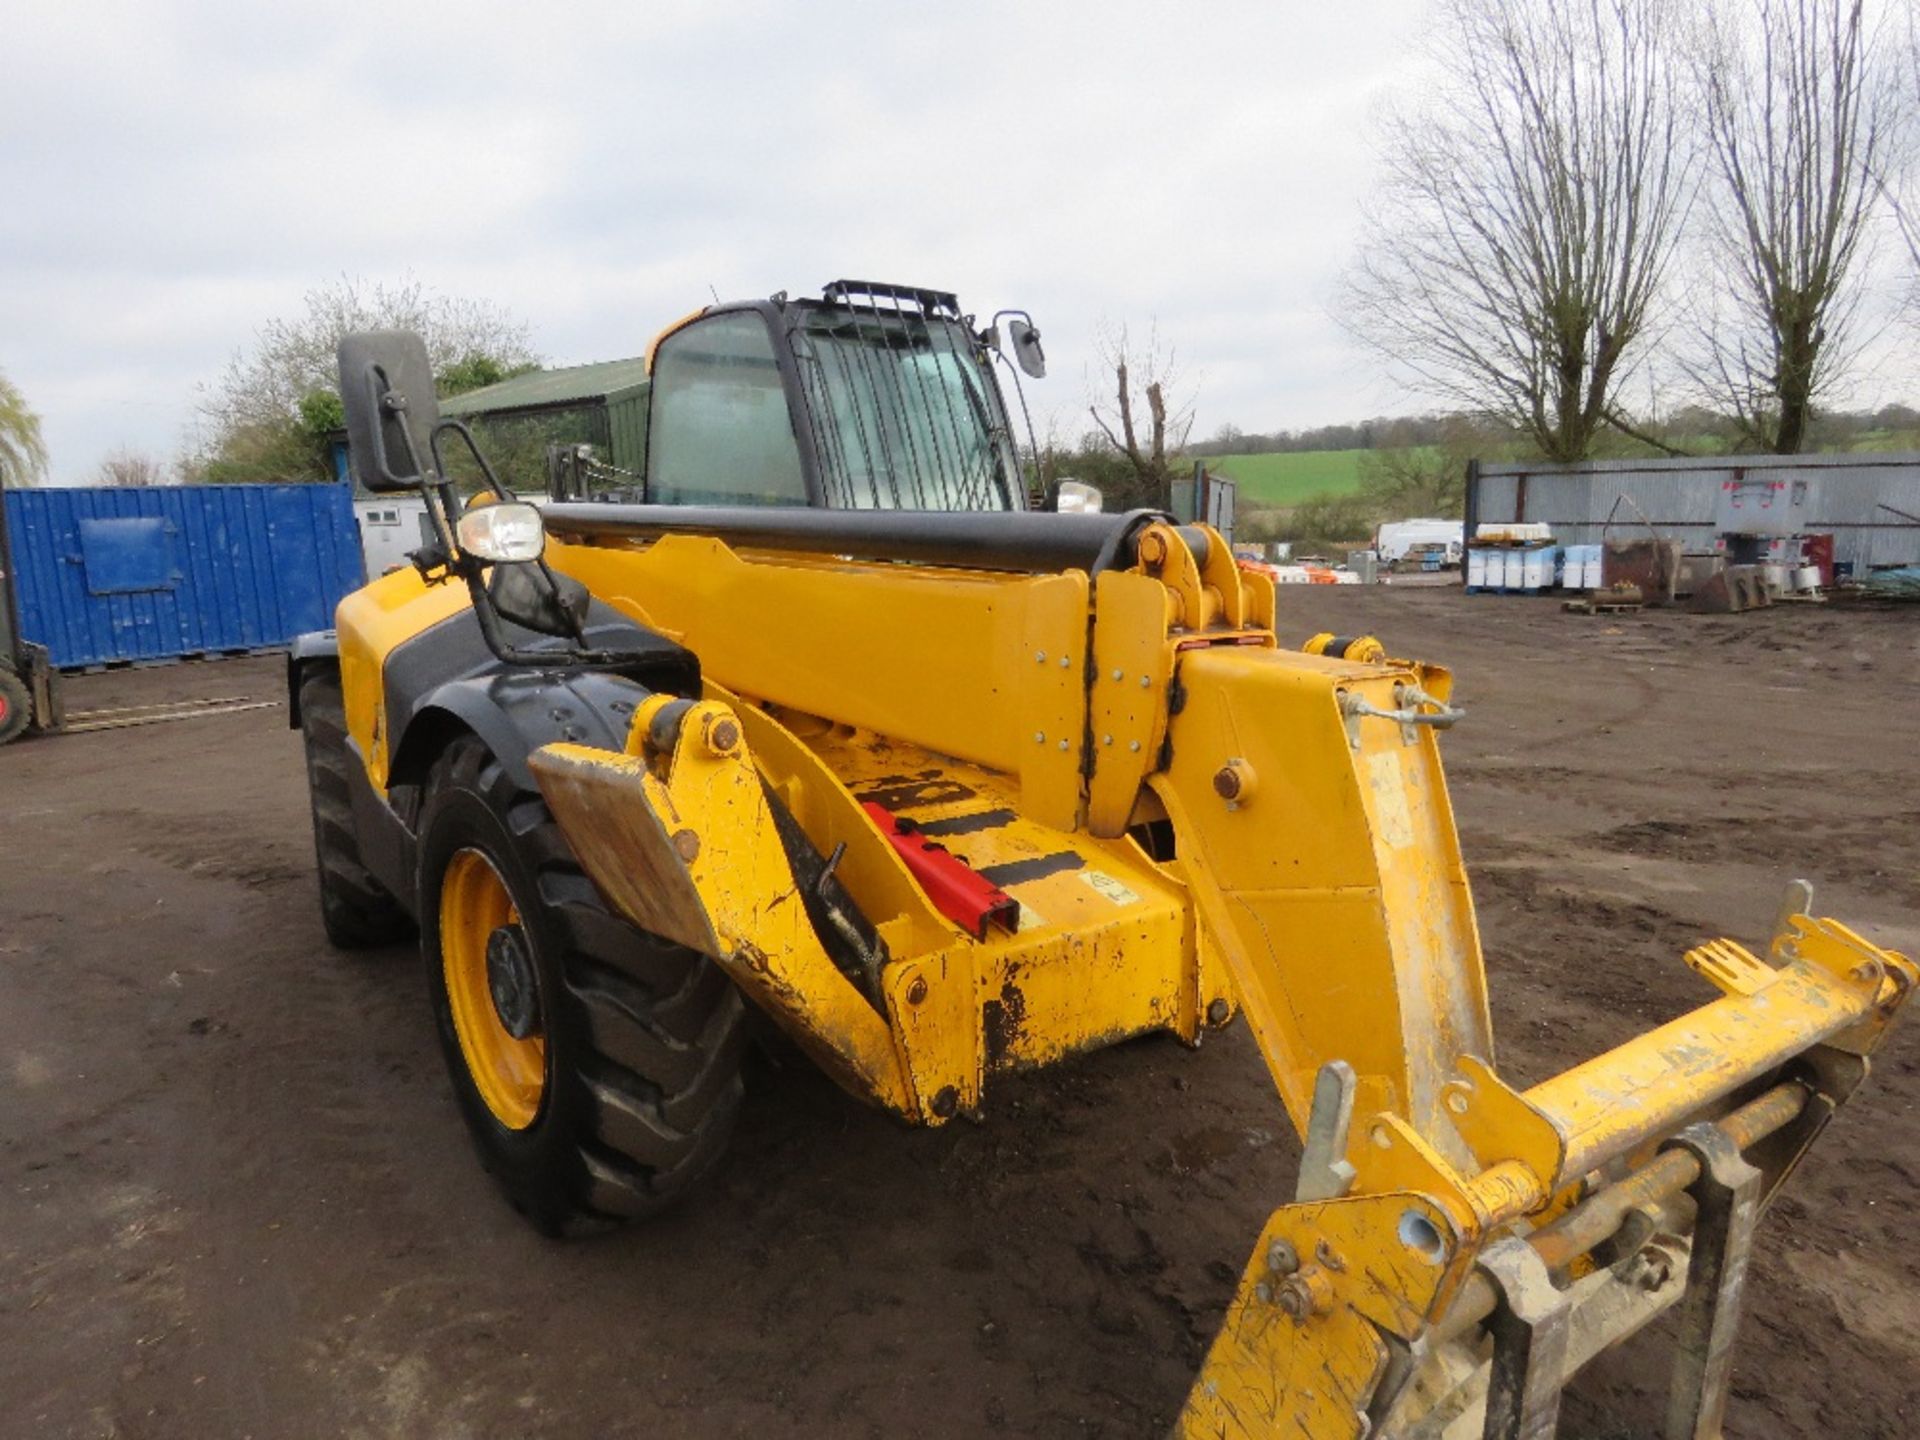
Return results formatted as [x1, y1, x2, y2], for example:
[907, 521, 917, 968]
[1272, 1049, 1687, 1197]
[292, 282, 1913, 1438]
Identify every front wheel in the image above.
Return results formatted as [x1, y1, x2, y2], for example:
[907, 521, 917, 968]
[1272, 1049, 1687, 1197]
[417, 736, 746, 1232]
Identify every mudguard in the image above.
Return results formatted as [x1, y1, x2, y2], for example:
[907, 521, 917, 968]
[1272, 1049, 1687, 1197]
[389, 663, 684, 792]
[285, 630, 341, 727]
[381, 599, 697, 790]
[318, 598, 698, 911]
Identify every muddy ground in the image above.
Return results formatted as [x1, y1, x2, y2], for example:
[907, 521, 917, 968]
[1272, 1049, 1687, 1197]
[3, 585, 1917, 1439]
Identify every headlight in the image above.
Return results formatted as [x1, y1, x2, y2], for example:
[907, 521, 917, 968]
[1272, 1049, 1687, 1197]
[457, 502, 546, 563]
[1056, 480, 1104, 514]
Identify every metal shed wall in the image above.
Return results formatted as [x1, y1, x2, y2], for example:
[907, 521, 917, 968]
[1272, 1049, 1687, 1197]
[2, 482, 365, 669]
[605, 386, 651, 475]
[1467, 452, 1920, 573]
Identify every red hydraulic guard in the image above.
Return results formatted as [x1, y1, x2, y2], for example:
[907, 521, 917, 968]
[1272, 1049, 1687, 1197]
[862, 802, 1020, 940]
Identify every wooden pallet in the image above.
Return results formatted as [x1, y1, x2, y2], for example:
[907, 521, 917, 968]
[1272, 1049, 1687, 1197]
[1563, 598, 1644, 616]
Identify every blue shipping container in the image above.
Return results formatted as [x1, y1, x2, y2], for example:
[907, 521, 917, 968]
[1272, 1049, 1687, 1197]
[2, 482, 366, 669]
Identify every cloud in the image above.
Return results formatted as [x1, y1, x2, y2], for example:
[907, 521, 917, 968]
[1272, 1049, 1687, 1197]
[3, 0, 1441, 479]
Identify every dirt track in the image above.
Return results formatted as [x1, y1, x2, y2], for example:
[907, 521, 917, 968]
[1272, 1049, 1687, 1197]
[4, 585, 1917, 1439]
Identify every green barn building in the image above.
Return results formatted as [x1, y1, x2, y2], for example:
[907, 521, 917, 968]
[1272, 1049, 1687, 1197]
[440, 355, 651, 493]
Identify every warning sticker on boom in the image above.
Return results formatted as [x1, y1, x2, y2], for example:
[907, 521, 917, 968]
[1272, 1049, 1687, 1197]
[1079, 870, 1142, 907]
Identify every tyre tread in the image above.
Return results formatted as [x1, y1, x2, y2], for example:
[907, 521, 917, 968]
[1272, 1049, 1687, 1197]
[300, 667, 412, 948]
[427, 734, 745, 1228]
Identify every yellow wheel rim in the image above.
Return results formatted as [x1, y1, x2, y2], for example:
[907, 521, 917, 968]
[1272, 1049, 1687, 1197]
[440, 847, 546, 1130]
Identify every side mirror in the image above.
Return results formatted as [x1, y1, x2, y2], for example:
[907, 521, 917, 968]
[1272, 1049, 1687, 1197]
[1002, 315, 1047, 379]
[1054, 480, 1103, 514]
[337, 331, 442, 493]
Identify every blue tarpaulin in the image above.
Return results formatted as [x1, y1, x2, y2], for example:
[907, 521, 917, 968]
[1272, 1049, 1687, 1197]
[2, 482, 365, 669]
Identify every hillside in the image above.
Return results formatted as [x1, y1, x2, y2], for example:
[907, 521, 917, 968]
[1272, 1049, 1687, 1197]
[1202, 449, 1367, 505]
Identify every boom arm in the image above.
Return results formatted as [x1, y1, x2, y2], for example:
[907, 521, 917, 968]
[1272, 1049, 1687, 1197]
[520, 515, 1913, 1436]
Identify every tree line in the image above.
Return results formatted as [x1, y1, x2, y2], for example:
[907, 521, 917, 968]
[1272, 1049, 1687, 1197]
[1192, 415, 1472, 457]
[1194, 400, 1919, 461]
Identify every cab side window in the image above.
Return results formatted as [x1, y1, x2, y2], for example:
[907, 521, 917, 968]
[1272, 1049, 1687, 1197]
[647, 313, 808, 506]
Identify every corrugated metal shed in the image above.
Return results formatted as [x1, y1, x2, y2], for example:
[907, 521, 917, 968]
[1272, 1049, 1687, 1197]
[604, 390, 650, 477]
[441, 357, 651, 475]
[440, 357, 650, 415]
[1171, 469, 1238, 539]
[1467, 452, 1920, 573]
[2, 482, 365, 669]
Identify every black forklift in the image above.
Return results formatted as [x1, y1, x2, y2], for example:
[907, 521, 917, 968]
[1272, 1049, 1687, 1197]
[0, 494, 62, 745]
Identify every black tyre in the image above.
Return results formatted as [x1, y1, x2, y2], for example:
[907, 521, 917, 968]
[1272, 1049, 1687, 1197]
[299, 666, 414, 948]
[417, 735, 746, 1232]
[0, 666, 29, 746]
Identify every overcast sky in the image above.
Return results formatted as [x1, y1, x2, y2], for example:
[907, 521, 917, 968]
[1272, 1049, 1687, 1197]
[8, 2, 1912, 485]
[2, 0, 1453, 481]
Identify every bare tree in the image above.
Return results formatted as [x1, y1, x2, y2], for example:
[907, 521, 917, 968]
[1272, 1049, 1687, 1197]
[194, 275, 539, 478]
[1343, 0, 1693, 463]
[0, 367, 49, 487]
[96, 447, 173, 487]
[1687, 0, 1898, 453]
[1887, 9, 1920, 317]
[1086, 323, 1195, 509]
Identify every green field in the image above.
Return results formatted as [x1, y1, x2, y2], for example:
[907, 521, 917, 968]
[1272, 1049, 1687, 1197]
[1203, 449, 1367, 505]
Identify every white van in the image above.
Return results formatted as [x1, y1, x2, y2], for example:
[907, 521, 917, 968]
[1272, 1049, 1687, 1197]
[1373, 518, 1465, 565]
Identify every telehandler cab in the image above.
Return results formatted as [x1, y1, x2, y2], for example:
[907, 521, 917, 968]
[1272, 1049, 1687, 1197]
[292, 281, 1913, 1438]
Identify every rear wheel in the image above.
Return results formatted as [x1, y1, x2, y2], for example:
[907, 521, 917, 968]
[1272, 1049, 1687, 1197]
[418, 735, 746, 1231]
[299, 666, 413, 948]
[0, 666, 29, 746]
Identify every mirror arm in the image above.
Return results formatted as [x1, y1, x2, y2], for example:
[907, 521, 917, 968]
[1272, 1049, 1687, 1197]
[430, 418, 517, 506]
[373, 396, 464, 569]
[373, 382, 623, 669]
[462, 567, 517, 660]
[400, 416, 556, 664]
